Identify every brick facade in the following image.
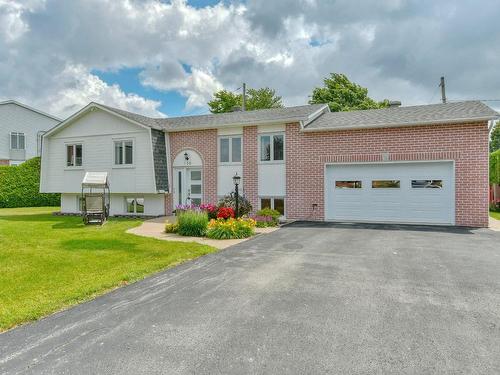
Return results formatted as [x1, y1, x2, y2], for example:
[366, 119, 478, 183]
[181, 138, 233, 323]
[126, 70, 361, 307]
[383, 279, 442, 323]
[285, 121, 490, 227]
[165, 129, 218, 214]
[0, 159, 9, 165]
[242, 126, 259, 212]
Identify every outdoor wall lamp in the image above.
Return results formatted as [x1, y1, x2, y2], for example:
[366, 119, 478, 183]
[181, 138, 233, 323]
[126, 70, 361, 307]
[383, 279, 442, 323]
[184, 151, 189, 161]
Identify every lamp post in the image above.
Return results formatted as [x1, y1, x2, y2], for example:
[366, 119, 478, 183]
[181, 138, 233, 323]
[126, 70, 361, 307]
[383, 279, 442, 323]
[233, 172, 241, 217]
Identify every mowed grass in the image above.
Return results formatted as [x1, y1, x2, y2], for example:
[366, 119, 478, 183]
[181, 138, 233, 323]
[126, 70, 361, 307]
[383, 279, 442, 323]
[490, 211, 500, 220]
[0, 207, 216, 331]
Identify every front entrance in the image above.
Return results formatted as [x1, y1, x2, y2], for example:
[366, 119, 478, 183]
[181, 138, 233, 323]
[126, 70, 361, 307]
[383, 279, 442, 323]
[174, 168, 203, 206]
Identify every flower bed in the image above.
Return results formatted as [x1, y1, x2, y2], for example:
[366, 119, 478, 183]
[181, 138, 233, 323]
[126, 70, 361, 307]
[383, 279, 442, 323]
[206, 217, 256, 240]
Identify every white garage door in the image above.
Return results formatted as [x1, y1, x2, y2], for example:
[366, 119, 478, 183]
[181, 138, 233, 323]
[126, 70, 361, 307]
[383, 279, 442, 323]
[325, 162, 455, 225]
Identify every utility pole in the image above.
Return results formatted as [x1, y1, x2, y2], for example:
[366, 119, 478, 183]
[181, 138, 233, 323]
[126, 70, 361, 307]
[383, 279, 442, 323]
[439, 76, 446, 103]
[242, 82, 246, 111]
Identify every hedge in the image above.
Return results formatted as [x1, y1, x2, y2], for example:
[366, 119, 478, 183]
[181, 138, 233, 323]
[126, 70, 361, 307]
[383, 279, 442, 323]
[0, 157, 60, 208]
[491, 150, 500, 184]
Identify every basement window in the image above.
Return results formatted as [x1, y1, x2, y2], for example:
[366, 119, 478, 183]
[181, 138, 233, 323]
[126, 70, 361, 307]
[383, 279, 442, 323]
[125, 197, 144, 214]
[260, 197, 285, 215]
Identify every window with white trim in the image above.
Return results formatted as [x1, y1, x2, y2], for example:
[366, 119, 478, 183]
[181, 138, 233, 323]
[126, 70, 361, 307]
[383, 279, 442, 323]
[66, 144, 83, 167]
[10, 132, 25, 150]
[260, 197, 285, 215]
[219, 136, 241, 163]
[114, 140, 133, 165]
[259, 133, 284, 162]
[125, 197, 144, 214]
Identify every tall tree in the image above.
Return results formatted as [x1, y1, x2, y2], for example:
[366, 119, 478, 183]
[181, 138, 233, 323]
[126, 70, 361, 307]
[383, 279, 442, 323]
[309, 73, 389, 112]
[208, 87, 283, 113]
[490, 120, 500, 152]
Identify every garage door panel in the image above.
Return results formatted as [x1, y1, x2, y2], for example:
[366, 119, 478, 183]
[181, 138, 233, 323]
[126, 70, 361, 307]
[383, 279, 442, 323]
[326, 162, 454, 225]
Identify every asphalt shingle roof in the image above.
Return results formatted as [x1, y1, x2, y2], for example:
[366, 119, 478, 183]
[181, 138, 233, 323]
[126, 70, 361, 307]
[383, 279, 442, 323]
[304, 101, 499, 131]
[98, 103, 328, 131]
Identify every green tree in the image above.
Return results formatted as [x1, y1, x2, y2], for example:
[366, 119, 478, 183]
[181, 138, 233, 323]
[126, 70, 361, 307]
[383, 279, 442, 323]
[309, 73, 389, 112]
[208, 87, 283, 113]
[490, 121, 500, 152]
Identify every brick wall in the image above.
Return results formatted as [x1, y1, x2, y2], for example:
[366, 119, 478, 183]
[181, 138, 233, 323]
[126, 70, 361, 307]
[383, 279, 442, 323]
[285, 121, 490, 227]
[243, 126, 258, 212]
[165, 129, 218, 214]
[0, 159, 9, 166]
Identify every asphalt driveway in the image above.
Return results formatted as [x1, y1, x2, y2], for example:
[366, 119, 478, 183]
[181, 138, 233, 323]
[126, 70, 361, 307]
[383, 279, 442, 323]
[1, 222, 500, 374]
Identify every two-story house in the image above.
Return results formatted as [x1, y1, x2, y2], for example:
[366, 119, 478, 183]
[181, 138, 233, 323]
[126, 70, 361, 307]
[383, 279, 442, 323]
[40, 101, 498, 227]
[0, 100, 61, 165]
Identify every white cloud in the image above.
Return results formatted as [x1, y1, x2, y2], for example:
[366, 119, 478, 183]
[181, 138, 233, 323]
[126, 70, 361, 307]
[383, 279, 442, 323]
[1, 0, 500, 118]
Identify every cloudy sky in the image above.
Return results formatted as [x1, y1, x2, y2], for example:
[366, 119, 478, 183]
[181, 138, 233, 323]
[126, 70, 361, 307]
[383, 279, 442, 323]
[1, 0, 500, 119]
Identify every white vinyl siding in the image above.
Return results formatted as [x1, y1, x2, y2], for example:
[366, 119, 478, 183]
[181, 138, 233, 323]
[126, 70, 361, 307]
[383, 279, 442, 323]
[41, 109, 156, 194]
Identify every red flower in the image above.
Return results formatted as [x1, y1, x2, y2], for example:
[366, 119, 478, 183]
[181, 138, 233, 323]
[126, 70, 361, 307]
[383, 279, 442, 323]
[217, 207, 235, 219]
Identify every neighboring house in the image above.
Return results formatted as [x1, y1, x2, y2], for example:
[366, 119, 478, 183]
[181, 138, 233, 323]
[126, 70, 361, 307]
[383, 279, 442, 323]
[40, 101, 498, 227]
[0, 100, 61, 165]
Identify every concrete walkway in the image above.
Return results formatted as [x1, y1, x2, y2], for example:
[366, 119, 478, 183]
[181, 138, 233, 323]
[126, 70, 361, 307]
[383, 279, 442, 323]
[489, 216, 500, 231]
[127, 216, 280, 249]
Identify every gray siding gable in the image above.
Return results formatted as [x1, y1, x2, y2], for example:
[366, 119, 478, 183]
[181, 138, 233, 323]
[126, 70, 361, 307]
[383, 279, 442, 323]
[151, 129, 169, 192]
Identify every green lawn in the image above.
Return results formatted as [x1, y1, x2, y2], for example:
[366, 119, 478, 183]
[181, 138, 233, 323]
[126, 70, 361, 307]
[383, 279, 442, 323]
[0, 207, 216, 331]
[490, 211, 500, 220]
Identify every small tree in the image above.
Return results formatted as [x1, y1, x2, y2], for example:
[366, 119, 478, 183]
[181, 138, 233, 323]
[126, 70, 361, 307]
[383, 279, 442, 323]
[208, 87, 283, 113]
[309, 73, 389, 112]
[491, 150, 500, 185]
[490, 121, 500, 152]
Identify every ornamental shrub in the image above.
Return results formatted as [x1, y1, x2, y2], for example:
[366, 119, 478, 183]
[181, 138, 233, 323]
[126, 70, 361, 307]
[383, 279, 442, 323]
[0, 157, 60, 208]
[256, 208, 281, 224]
[206, 217, 256, 240]
[218, 193, 252, 217]
[164, 221, 178, 233]
[200, 203, 218, 219]
[177, 210, 208, 237]
[217, 206, 235, 219]
[252, 215, 277, 228]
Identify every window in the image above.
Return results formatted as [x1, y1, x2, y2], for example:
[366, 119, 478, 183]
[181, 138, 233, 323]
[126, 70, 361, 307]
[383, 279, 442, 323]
[372, 180, 400, 188]
[411, 180, 443, 189]
[260, 133, 284, 162]
[219, 136, 241, 163]
[66, 144, 82, 167]
[335, 181, 362, 189]
[260, 197, 285, 215]
[10, 132, 25, 150]
[126, 197, 144, 214]
[114, 140, 133, 165]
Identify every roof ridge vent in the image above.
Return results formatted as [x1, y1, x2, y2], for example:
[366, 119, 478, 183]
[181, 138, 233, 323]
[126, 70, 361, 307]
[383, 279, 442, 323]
[388, 101, 402, 108]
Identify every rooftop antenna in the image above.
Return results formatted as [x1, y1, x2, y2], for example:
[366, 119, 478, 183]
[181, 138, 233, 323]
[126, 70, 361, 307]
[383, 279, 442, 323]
[439, 76, 447, 103]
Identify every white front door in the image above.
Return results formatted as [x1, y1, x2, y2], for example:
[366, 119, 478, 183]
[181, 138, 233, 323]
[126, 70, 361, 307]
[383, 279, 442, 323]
[174, 168, 203, 206]
[325, 161, 455, 225]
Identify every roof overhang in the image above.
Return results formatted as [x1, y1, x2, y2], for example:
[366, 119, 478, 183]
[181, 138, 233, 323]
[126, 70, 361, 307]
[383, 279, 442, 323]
[164, 104, 329, 132]
[43, 102, 154, 138]
[301, 115, 498, 132]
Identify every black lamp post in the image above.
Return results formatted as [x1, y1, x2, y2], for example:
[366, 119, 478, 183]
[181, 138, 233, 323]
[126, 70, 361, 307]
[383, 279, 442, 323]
[233, 172, 241, 217]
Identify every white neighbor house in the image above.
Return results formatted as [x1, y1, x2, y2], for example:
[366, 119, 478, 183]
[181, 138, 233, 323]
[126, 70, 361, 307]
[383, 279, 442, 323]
[0, 100, 61, 165]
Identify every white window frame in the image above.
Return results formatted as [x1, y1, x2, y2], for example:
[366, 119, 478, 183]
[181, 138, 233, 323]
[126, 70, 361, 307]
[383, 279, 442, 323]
[10, 132, 25, 150]
[259, 196, 286, 216]
[258, 132, 285, 163]
[65, 143, 83, 168]
[113, 138, 135, 168]
[218, 136, 242, 164]
[124, 196, 145, 214]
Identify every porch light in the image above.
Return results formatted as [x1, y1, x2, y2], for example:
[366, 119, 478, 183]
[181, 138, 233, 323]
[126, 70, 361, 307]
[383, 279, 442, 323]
[233, 173, 241, 217]
[184, 151, 189, 161]
[233, 173, 241, 186]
